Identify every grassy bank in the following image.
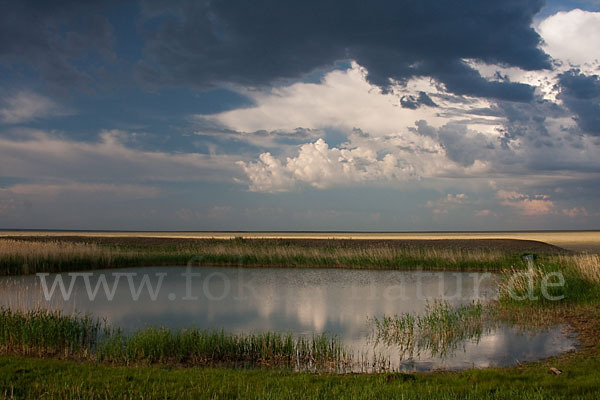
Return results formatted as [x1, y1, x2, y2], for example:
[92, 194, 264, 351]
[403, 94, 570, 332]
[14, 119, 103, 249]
[0, 236, 568, 275]
[1, 351, 600, 399]
[498, 254, 600, 306]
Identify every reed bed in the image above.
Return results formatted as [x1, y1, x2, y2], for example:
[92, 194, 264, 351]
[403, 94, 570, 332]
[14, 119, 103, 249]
[369, 301, 488, 358]
[0, 307, 349, 370]
[0, 238, 520, 276]
[0, 308, 101, 358]
[498, 253, 600, 305]
[0, 240, 134, 275]
[98, 328, 349, 369]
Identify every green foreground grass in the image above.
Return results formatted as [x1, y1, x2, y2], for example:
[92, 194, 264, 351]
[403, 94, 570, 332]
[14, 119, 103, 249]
[1, 351, 600, 400]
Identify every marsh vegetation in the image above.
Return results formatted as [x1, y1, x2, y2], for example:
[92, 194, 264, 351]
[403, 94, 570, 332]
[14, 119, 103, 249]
[0, 235, 599, 398]
[0, 307, 350, 370]
[369, 301, 489, 358]
[0, 236, 567, 275]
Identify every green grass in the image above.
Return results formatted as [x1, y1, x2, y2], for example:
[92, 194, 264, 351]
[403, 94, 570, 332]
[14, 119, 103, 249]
[97, 328, 348, 369]
[1, 352, 600, 399]
[369, 301, 488, 358]
[0, 308, 349, 370]
[0, 308, 102, 358]
[498, 258, 600, 306]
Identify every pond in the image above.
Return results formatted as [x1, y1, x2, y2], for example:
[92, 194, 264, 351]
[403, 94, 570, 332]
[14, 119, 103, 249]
[0, 266, 577, 372]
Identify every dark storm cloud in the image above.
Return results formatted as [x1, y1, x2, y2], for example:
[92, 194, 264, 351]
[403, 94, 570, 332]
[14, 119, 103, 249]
[557, 70, 600, 136]
[137, 0, 550, 101]
[423, 60, 537, 101]
[495, 99, 567, 148]
[400, 91, 437, 109]
[0, 0, 116, 92]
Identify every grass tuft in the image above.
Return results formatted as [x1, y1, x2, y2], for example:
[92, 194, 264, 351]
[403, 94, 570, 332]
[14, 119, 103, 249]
[369, 301, 488, 358]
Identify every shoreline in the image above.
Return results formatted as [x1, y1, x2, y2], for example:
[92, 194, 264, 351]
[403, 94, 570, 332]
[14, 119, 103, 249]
[2, 230, 599, 253]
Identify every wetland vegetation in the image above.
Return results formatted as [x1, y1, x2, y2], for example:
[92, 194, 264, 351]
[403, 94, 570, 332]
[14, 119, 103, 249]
[0, 307, 349, 370]
[369, 301, 489, 358]
[0, 236, 568, 275]
[0, 235, 599, 399]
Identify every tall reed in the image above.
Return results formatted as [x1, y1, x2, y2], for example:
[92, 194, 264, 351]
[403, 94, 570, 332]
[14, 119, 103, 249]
[0, 307, 101, 358]
[0, 238, 520, 276]
[571, 254, 600, 284]
[498, 255, 600, 305]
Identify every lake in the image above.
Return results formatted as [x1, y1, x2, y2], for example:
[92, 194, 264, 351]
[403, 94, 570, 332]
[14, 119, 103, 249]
[0, 266, 577, 372]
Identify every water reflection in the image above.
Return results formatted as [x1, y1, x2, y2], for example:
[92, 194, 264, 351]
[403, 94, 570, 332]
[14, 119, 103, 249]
[0, 266, 577, 371]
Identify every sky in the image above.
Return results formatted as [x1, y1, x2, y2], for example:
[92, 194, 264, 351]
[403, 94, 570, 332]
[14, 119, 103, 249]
[1, 0, 600, 231]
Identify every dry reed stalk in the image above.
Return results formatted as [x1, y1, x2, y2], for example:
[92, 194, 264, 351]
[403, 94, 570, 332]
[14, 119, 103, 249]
[572, 254, 600, 284]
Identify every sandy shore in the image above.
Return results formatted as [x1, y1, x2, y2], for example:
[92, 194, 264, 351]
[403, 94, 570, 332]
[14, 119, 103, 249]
[2, 231, 600, 253]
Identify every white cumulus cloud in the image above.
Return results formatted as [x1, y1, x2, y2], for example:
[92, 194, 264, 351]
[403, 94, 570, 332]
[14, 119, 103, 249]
[238, 138, 417, 192]
[537, 9, 600, 69]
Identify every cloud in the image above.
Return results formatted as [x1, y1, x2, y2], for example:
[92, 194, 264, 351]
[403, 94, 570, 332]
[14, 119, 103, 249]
[238, 138, 416, 192]
[138, 0, 549, 100]
[426, 193, 470, 215]
[437, 124, 496, 167]
[497, 190, 554, 215]
[537, 9, 600, 68]
[202, 64, 497, 137]
[0, 91, 72, 124]
[0, 197, 17, 216]
[475, 209, 496, 217]
[6, 183, 159, 199]
[230, 92, 600, 193]
[0, 1, 116, 91]
[206, 64, 600, 182]
[423, 59, 537, 102]
[207, 63, 600, 195]
[562, 207, 589, 217]
[400, 92, 437, 109]
[494, 100, 563, 145]
[557, 70, 600, 135]
[447, 193, 468, 203]
[0, 129, 241, 183]
[426, 193, 469, 206]
[175, 206, 233, 221]
[237, 152, 297, 193]
[194, 127, 321, 152]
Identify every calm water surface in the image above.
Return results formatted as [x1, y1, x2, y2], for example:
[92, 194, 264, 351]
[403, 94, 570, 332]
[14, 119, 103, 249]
[0, 266, 577, 371]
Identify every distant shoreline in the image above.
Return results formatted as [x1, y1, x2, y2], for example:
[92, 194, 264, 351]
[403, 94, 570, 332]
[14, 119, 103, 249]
[1, 229, 599, 233]
[2, 230, 600, 252]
